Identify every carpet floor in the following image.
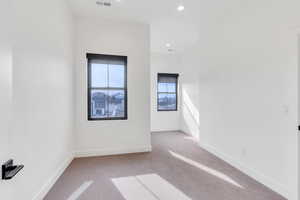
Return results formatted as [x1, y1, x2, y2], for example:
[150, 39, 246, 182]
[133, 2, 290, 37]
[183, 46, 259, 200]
[44, 131, 286, 200]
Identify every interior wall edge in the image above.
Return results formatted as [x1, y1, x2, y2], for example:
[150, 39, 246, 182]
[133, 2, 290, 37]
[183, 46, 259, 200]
[196, 141, 290, 199]
[74, 145, 152, 158]
[30, 145, 153, 199]
[31, 153, 74, 200]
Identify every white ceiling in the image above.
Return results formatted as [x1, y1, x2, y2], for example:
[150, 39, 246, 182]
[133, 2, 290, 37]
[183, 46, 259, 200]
[68, 0, 229, 53]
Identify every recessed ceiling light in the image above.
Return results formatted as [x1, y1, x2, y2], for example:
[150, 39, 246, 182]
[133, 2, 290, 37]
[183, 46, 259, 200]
[177, 5, 185, 11]
[166, 43, 171, 48]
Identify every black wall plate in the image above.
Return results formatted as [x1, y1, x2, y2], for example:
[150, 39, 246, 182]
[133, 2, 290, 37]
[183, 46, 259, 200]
[2, 159, 24, 180]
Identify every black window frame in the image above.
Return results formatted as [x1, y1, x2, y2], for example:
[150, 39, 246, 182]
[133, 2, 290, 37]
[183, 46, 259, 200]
[87, 53, 128, 121]
[157, 73, 179, 112]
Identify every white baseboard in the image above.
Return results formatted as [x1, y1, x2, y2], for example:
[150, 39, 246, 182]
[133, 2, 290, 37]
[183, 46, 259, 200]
[74, 146, 152, 158]
[32, 153, 74, 200]
[151, 130, 181, 134]
[31, 146, 152, 199]
[198, 142, 290, 199]
[30, 140, 289, 200]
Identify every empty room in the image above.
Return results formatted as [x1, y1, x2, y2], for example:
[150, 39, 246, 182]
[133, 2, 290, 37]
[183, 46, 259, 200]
[1, 0, 300, 199]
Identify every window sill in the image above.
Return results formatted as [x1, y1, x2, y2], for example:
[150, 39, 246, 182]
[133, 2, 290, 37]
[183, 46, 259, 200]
[88, 117, 128, 121]
[157, 110, 178, 112]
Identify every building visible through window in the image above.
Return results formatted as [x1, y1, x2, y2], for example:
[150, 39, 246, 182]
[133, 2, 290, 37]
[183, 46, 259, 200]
[87, 54, 127, 120]
[157, 73, 179, 111]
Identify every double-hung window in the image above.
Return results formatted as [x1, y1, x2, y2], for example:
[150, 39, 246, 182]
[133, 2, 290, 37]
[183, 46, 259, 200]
[87, 54, 127, 120]
[157, 73, 179, 111]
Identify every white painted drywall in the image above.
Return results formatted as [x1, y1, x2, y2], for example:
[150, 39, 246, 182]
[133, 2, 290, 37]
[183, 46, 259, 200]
[0, 0, 13, 199]
[298, 34, 300, 200]
[0, 43, 13, 199]
[179, 1, 300, 199]
[151, 53, 181, 132]
[74, 18, 151, 155]
[10, 0, 74, 199]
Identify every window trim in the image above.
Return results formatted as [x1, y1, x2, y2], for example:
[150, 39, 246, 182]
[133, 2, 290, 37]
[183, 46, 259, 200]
[87, 53, 128, 121]
[157, 73, 179, 112]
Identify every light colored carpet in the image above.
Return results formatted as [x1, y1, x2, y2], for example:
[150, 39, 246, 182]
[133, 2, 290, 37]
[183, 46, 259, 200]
[44, 131, 286, 200]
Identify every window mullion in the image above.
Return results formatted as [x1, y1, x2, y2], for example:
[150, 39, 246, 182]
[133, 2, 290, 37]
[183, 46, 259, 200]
[158, 92, 176, 95]
[89, 87, 125, 90]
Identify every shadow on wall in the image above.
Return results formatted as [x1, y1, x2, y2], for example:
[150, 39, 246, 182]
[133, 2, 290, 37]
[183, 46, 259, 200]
[181, 87, 200, 141]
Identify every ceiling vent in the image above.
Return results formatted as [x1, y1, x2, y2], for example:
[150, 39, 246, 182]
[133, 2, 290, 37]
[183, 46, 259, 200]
[96, 1, 112, 7]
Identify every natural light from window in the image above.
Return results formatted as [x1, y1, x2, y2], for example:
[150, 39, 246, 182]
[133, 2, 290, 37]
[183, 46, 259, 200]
[111, 174, 191, 200]
[87, 54, 127, 120]
[169, 151, 244, 189]
[67, 180, 93, 200]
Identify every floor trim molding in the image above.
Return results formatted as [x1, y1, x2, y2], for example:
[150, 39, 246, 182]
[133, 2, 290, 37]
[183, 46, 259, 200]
[198, 142, 290, 199]
[32, 153, 74, 200]
[74, 146, 152, 158]
[32, 146, 152, 199]
[151, 130, 181, 133]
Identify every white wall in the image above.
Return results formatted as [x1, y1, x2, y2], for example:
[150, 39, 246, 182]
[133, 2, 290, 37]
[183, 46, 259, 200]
[10, 0, 74, 199]
[0, 0, 13, 199]
[298, 35, 300, 200]
[74, 18, 151, 156]
[179, 1, 300, 199]
[151, 53, 181, 132]
[0, 42, 13, 200]
[179, 52, 200, 140]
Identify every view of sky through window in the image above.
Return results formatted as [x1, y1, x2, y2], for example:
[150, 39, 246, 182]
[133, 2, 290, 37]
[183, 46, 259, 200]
[157, 74, 178, 111]
[88, 56, 127, 120]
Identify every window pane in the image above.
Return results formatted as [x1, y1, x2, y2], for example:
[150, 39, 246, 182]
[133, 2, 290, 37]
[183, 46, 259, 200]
[158, 82, 176, 93]
[90, 90, 108, 118]
[158, 93, 176, 110]
[167, 82, 176, 93]
[91, 63, 108, 87]
[158, 82, 168, 92]
[109, 64, 124, 88]
[158, 93, 168, 110]
[88, 54, 128, 120]
[167, 93, 177, 110]
[108, 90, 125, 118]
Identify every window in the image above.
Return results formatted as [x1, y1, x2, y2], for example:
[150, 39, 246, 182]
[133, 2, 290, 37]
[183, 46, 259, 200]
[157, 73, 179, 111]
[87, 54, 127, 120]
